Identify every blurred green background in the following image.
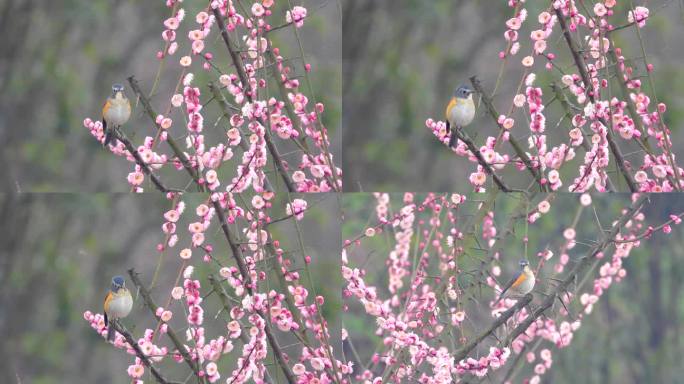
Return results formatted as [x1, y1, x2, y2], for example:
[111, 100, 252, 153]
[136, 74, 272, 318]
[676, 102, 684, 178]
[342, 0, 684, 192]
[341, 193, 684, 383]
[0, 0, 341, 192]
[0, 193, 341, 383]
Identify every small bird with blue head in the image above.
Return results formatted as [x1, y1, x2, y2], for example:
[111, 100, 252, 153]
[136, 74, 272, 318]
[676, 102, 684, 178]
[103, 275, 133, 342]
[445, 85, 476, 148]
[496, 259, 536, 304]
[101, 84, 131, 146]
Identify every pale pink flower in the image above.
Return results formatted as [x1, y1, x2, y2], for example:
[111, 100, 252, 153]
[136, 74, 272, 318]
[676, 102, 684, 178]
[594, 3, 607, 17]
[293, 363, 306, 375]
[180, 248, 192, 260]
[522, 56, 534, 67]
[563, 228, 576, 240]
[128, 364, 145, 379]
[628, 6, 650, 28]
[180, 56, 192, 67]
[538, 200, 551, 213]
[470, 171, 487, 186]
[251, 3, 265, 17]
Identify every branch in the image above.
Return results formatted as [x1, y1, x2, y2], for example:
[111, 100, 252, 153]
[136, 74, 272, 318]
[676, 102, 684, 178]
[452, 127, 511, 192]
[554, 8, 637, 192]
[452, 293, 533, 362]
[127, 76, 206, 192]
[469, 76, 548, 191]
[503, 194, 648, 345]
[112, 128, 177, 193]
[211, 7, 295, 192]
[110, 320, 181, 384]
[211, 201, 297, 384]
[127, 268, 205, 384]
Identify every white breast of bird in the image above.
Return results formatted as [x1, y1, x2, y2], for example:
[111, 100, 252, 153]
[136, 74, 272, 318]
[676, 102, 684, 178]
[105, 100, 131, 126]
[109, 293, 133, 318]
[449, 99, 475, 127]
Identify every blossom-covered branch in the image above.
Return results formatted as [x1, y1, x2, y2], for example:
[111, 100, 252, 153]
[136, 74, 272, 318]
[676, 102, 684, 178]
[83, 0, 341, 193]
[426, 1, 683, 193]
[342, 192, 683, 382]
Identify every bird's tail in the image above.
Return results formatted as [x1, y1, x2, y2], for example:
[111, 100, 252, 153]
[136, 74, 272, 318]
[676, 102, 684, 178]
[449, 127, 459, 148]
[107, 319, 115, 342]
[103, 126, 115, 146]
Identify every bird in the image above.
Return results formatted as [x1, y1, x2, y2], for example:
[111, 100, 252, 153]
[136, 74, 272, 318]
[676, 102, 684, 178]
[496, 259, 536, 304]
[101, 83, 131, 146]
[103, 275, 133, 342]
[445, 85, 476, 148]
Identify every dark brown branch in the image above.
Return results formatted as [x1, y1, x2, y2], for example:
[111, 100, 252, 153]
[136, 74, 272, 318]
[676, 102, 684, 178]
[127, 76, 206, 192]
[452, 293, 533, 362]
[127, 268, 205, 384]
[211, 202, 297, 384]
[504, 194, 647, 345]
[211, 7, 295, 192]
[554, 8, 637, 192]
[469, 76, 548, 191]
[111, 128, 177, 193]
[452, 127, 511, 192]
[110, 320, 181, 384]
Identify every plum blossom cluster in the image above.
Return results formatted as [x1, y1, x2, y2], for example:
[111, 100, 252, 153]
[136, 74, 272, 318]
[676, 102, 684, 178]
[85, 0, 341, 193]
[343, 193, 682, 382]
[427, 0, 681, 193]
[455, 347, 511, 377]
[342, 193, 515, 382]
[85, 190, 348, 382]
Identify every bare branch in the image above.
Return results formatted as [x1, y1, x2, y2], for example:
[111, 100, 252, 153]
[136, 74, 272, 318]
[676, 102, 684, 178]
[127, 268, 205, 384]
[452, 127, 512, 192]
[453, 293, 533, 362]
[111, 128, 178, 193]
[127, 76, 206, 191]
[110, 320, 181, 384]
[469, 76, 548, 191]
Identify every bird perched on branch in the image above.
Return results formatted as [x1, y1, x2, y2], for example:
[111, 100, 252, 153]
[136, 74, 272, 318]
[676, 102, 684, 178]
[104, 275, 133, 342]
[445, 85, 476, 148]
[102, 83, 131, 146]
[496, 259, 536, 304]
